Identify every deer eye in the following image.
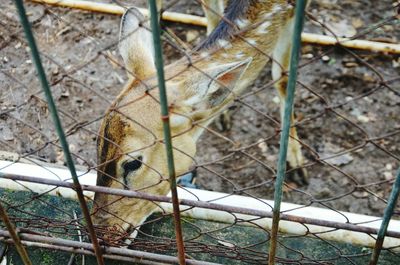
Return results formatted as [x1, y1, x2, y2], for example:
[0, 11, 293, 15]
[122, 156, 143, 187]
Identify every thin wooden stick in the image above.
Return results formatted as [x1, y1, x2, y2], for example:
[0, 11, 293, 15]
[29, 0, 400, 54]
[302, 32, 400, 54]
[29, 0, 207, 26]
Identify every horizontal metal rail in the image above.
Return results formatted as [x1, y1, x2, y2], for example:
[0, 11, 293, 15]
[0, 229, 220, 265]
[2, 172, 400, 239]
[2, 239, 165, 265]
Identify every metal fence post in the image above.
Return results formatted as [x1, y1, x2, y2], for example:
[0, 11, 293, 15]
[148, 1, 187, 264]
[369, 168, 400, 265]
[268, 1, 307, 264]
[13, 1, 104, 264]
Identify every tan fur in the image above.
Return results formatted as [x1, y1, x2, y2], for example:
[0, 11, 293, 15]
[93, 0, 308, 240]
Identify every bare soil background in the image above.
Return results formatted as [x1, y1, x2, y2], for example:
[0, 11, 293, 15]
[1, 0, 399, 219]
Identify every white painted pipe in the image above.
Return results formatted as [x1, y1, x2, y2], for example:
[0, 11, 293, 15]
[0, 160, 94, 200]
[1, 160, 399, 250]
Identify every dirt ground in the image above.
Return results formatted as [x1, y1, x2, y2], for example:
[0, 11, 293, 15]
[0, 0, 399, 220]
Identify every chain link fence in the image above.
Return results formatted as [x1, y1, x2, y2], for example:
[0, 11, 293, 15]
[0, 0, 400, 264]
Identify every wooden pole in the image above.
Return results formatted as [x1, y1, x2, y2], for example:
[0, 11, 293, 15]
[29, 0, 207, 25]
[302, 32, 400, 54]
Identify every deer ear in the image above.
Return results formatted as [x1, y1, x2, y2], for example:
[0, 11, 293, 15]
[184, 58, 252, 109]
[119, 8, 156, 79]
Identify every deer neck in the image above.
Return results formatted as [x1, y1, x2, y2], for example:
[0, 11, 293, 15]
[195, 0, 294, 85]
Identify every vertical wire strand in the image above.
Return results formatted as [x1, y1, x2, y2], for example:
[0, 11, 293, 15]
[0, 203, 32, 265]
[13, 1, 104, 264]
[369, 168, 400, 265]
[268, 1, 307, 264]
[148, 1, 186, 264]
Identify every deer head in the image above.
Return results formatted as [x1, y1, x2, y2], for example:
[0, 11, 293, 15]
[92, 7, 252, 238]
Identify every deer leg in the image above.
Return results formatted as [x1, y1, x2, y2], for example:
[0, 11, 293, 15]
[272, 21, 308, 185]
[201, 0, 226, 34]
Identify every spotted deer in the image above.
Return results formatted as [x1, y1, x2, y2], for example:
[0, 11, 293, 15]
[93, 0, 308, 240]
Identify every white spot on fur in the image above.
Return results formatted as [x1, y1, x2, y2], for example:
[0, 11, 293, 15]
[235, 18, 250, 28]
[183, 94, 203, 106]
[246, 39, 257, 46]
[170, 114, 188, 127]
[272, 4, 283, 13]
[236, 52, 245, 59]
[217, 39, 232, 49]
[217, 39, 228, 46]
[200, 51, 209, 58]
[257, 21, 271, 34]
[207, 62, 219, 68]
[263, 12, 273, 19]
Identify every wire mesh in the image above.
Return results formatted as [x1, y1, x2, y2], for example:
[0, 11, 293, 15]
[0, 0, 399, 264]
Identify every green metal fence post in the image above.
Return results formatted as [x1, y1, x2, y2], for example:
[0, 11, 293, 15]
[369, 168, 400, 265]
[14, 1, 104, 264]
[148, 1, 186, 264]
[268, 1, 307, 264]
